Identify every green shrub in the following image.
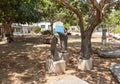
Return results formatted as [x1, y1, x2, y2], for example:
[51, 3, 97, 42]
[41, 30, 51, 35]
[33, 26, 41, 33]
[113, 26, 120, 33]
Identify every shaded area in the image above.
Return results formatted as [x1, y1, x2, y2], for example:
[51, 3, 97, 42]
[0, 35, 120, 84]
[67, 40, 120, 84]
[0, 36, 49, 84]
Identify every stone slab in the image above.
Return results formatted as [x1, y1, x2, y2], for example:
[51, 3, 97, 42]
[46, 59, 66, 73]
[52, 75, 88, 84]
[98, 49, 120, 58]
[78, 58, 92, 70]
[110, 64, 120, 83]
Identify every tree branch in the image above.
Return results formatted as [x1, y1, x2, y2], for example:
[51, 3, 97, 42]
[103, 0, 120, 12]
[99, 0, 106, 8]
[60, 0, 85, 33]
[90, 0, 101, 11]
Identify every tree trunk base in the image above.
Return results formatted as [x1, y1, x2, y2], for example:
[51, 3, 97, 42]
[59, 52, 69, 65]
[78, 58, 92, 70]
[46, 59, 66, 73]
[2, 35, 14, 43]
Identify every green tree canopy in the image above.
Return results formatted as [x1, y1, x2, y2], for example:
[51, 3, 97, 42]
[0, 0, 41, 42]
[0, 0, 41, 24]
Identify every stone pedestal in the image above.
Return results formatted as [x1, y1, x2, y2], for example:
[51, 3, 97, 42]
[78, 58, 92, 70]
[102, 39, 106, 45]
[59, 52, 69, 64]
[98, 49, 120, 58]
[46, 59, 66, 73]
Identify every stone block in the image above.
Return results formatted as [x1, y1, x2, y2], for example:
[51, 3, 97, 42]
[46, 59, 54, 71]
[46, 59, 66, 73]
[98, 49, 120, 58]
[78, 58, 92, 70]
[52, 75, 88, 84]
[110, 64, 120, 83]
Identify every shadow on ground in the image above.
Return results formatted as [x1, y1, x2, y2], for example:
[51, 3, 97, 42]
[0, 35, 120, 84]
[0, 36, 50, 84]
[66, 41, 120, 84]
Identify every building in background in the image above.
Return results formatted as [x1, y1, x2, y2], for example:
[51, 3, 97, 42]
[68, 26, 81, 36]
[12, 21, 64, 35]
[12, 23, 34, 35]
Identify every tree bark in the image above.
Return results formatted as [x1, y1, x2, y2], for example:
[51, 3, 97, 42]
[3, 22, 14, 43]
[80, 31, 92, 59]
[0, 27, 4, 39]
[50, 20, 54, 35]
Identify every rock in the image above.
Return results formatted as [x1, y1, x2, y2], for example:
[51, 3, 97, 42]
[98, 49, 120, 58]
[46, 59, 66, 73]
[78, 58, 92, 70]
[52, 75, 88, 84]
[110, 64, 120, 83]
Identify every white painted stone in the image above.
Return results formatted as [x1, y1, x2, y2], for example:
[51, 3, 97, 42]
[52, 75, 88, 84]
[110, 64, 120, 83]
[78, 58, 92, 70]
[46, 59, 54, 72]
[59, 52, 69, 64]
[98, 49, 120, 57]
[46, 59, 66, 73]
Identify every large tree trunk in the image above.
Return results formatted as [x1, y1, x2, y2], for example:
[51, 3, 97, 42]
[3, 22, 14, 43]
[80, 31, 92, 59]
[50, 20, 54, 35]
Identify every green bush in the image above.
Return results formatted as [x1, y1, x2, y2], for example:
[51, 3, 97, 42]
[41, 30, 51, 35]
[113, 26, 120, 33]
[33, 26, 41, 33]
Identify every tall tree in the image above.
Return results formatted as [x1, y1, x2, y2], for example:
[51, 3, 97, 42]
[55, 0, 120, 59]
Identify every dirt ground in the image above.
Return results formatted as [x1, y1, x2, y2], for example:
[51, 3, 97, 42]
[0, 35, 120, 84]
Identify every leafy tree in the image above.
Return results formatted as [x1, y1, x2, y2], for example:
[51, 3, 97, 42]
[109, 10, 120, 26]
[102, 10, 120, 28]
[37, 0, 78, 34]
[62, 10, 78, 27]
[37, 0, 63, 34]
[113, 26, 120, 33]
[0, 0, 40, 42]
[55, 0, 120, 59]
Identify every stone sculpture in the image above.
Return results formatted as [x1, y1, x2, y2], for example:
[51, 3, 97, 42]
[46, 35, 66, 73]
[102, 29, 107, 45]
[51, 35, 60, 61]
[57, 32, 68, 53]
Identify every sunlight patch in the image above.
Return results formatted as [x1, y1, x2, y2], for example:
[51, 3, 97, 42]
[33, 44, 50, 47]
